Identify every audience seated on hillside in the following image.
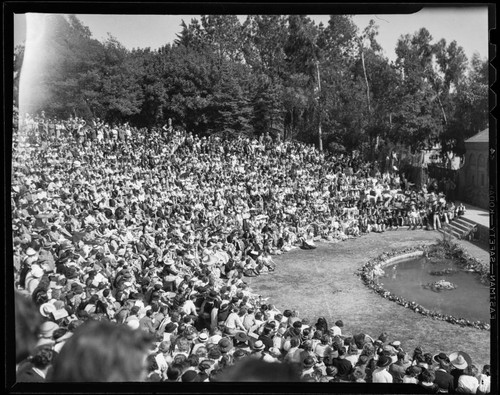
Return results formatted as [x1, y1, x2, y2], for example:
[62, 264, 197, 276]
[11, 113, 486, 388]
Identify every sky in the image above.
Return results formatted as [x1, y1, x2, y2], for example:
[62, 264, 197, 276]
[13, 7, 489, 63]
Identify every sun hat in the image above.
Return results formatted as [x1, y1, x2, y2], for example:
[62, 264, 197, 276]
[38, 321, 59, 338]
[218, 337, 232, 353]
[39, 302, 57, 318]
[198, 333, 208, 342]
[433, 352, 450, 364]
[449, 353, 469, 370]
[377, 355, 392, 368]
[391, 340, 401, 348]
[234, 332, 248, 343]
[206, 290, 218, 300]
[253, 340, 265, 351]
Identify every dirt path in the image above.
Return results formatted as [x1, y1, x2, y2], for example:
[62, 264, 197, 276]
[246, 230, 491, 367]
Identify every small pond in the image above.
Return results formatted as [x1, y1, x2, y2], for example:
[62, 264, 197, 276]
[378, 256, 490, 323]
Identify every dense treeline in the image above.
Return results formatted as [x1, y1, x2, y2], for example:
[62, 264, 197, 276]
[14, 14, 488, 157]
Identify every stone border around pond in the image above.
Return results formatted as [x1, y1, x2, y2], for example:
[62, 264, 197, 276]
[356, 242, 491, 331]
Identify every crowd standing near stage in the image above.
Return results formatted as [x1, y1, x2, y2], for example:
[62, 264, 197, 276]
[12, 113, 488, 390]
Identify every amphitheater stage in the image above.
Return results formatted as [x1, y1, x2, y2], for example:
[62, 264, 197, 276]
[246, 230, 491, 367]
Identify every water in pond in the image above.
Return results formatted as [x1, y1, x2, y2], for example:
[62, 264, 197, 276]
[378, 256, 490, 323]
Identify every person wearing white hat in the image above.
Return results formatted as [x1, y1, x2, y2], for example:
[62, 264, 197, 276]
[39, 302, 57, 318]
[449, 351, 470, 389]
[25, 265, 45, 294]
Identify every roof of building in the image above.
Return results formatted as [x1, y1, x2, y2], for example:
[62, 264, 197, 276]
[465, 129, 489, 144]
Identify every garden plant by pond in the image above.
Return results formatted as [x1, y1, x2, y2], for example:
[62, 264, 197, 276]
[357, 235, 490, 331]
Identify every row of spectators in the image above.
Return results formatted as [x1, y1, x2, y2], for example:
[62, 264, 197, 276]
[12, 114, 485, 390]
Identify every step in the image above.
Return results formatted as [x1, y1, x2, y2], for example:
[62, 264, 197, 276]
[452, 222, 478, 235]
[449, 220, 472, 233]
[437, 229, 458, 240]
[456, 216, 480, 227]
[440, 224, 472, 240]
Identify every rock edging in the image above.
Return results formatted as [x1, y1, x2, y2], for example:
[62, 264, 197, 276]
[357, 243, 490, 331]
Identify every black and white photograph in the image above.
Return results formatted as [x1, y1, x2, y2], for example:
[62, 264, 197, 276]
[6, 2, 496, 393]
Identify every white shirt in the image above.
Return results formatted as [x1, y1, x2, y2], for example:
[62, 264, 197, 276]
[181, 300, 197, 316]
[224, 312, 244, 330]
[331, 325, 342, 337]
[372, 368, 393, 383]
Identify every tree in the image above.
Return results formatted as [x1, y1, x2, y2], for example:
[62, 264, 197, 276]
[390, 28, 445, 151]
[242, 15, 288, 79]
[175, 18, 207, 51]
[96, 36, 143, 122]
[440, 54, 488, 156]
[200, 15, 245, 63]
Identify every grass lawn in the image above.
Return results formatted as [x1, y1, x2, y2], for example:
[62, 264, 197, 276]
[246, 230, 491, 367]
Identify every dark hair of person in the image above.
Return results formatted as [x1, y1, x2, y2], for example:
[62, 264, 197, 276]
[166, 363, 183, 381]
[48, 320, 152, 382]
[419, 368, 435, 383]
[187, 354, 199, 367]
[31, 347, 54, 369]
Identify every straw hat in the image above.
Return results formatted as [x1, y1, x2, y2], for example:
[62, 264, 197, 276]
[26, 247, 37, 256]
[449, 352, 470, 370]
[377, 355, 392, 368]
[433, 352, 450, 364]
[39, 302, 56, 318]
[38, 321, 59, 338]
[253, 340, 265, 351]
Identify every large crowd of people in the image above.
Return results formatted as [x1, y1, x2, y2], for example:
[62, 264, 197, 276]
[11, 113, 488, 390]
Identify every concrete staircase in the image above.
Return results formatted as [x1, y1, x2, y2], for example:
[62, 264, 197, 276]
[438, 216, 487, 246]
